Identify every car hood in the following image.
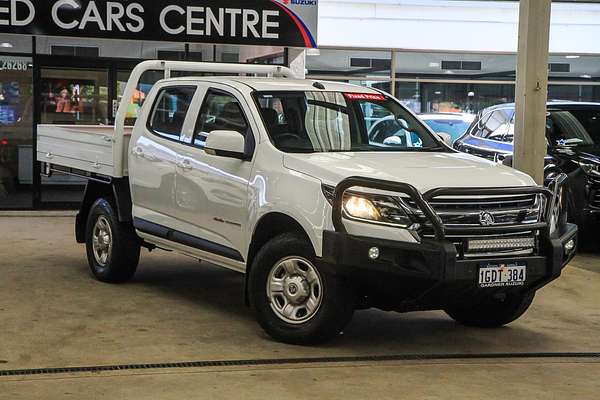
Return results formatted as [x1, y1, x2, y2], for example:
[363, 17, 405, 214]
[283, 151, 536, 193]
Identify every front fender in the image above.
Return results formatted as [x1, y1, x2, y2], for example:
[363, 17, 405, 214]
[245, 168, 329, 258]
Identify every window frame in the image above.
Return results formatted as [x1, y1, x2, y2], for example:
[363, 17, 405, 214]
[146, 85, 198, 144]
[192, 87, 255, 159]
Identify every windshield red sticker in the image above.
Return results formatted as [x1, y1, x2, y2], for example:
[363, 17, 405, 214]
[344, 93, 386, 101]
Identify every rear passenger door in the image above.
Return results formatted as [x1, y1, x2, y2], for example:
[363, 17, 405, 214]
[129, 84, 198, 227]
[174, 86, 256, 261]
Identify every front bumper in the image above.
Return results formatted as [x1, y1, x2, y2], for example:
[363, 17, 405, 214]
[320, 224, 577, 311]
[321, 175, 578, 312]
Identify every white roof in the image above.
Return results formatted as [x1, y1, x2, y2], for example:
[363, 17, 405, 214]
[164, 76, 379, 93]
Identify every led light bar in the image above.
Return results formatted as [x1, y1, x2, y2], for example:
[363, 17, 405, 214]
[467, 237, 536, 252]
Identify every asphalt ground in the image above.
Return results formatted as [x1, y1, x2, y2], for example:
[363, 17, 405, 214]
[1, 217, 599, 399]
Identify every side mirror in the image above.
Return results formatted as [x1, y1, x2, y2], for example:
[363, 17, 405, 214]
[435, 132, 453, 146]
[204, 130, 246, 160]
[501, 154, 514, 167]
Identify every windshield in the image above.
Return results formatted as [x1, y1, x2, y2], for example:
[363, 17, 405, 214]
[422, 119, 471, 142]
[547, 109, 600, 147]
[255, 91, 442, 153]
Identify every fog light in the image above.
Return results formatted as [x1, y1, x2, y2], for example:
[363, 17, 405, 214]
[564, 239, 575, 253]
[368, 247, 380, 260]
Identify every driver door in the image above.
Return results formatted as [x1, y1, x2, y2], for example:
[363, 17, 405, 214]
[173, 85, 256, 259]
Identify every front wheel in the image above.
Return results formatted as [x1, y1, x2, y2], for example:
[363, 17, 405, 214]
[445, 292, 535, 328]
[248, 233, 355, 345]
[85, 198, 141, 283]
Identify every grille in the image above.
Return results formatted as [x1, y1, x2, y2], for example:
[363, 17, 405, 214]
[407, 193, 543, 259]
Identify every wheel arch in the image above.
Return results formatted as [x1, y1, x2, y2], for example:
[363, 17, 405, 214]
[244, 212, 315, 305]
[75, 178, 132, 243]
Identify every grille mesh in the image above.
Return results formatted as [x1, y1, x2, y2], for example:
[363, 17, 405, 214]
[409, 193, 542, 259]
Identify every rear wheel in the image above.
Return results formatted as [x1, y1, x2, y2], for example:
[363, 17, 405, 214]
[445, 292, 535, 328]
[249, 233, 355, 345]
[85, 198, 140, 283]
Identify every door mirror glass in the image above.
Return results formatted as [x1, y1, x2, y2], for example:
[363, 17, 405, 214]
[204, 130, 246, 159]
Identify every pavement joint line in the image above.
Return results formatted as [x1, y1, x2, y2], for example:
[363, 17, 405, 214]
[1, 353, 600, 378]
[3, 358, 600, 383]
[0, 211, 76, 217]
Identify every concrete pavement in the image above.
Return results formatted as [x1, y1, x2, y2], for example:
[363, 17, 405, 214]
[1, 217, 599, 399]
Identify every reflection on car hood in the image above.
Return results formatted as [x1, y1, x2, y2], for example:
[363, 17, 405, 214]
[283, 151, 536, 193]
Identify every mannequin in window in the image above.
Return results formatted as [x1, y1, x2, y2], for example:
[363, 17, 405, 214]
[56, 87, 72, 113]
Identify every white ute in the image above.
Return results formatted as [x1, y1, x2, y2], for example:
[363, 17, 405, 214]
[39, 61, 578, 344]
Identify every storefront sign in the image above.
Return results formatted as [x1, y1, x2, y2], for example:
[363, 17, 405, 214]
[0, 58, 29, 71]
[0, 0, 318, 48]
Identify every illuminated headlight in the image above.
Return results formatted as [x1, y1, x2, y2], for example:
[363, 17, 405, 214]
[467, 237, 536, 252]
[344, 194, 414, 228]
[322, 185, 414, 228]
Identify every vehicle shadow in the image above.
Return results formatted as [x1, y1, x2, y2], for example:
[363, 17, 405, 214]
[125, 257, 564, 355]
[131, 259, 254, 323]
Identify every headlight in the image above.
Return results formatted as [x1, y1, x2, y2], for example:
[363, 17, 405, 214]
[578, 162, 600, 177]
[322, 185, 415, 228]
[344, 196, 381, 220]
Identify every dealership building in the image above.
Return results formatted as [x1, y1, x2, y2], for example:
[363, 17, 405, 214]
[0, 0, 600, 210]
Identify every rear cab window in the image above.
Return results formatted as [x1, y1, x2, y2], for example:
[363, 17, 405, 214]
[148, 86, 197, 141]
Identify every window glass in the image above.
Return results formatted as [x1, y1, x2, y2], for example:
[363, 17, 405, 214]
[149, 86, 196, 141]
[117, 70, 165, 126]
[422, 119, 472, 143]
[40, 68, 109, 125]
[0, 56, 34, 209]
[194, 92, 248, 148]
[546, 110, 599, 147]
[362, 101, 423, 148]
[256, 91, 441, 153]
[472, 108, 514, 141]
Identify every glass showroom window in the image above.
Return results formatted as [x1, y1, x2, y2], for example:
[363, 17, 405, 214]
[40, 68, 109, 125]
[0, 55, 33, 209]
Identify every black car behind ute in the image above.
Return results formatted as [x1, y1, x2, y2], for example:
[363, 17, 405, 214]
[454, 102, 600, 237]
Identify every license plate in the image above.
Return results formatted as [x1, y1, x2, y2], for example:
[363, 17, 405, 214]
[478, 262, 526, 288]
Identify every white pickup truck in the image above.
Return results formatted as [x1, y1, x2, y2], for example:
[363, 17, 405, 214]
[39, 60, 578, 344]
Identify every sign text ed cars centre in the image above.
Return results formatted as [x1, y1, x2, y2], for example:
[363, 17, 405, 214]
[0, 0, 318, 48]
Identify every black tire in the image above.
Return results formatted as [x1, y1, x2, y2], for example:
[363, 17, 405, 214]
[445, 291, 535, 328]
[248, 232, 355, 345]
[85, 198, 140, 283]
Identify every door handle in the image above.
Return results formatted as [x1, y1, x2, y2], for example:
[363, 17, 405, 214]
[177, 158, 193, 171]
